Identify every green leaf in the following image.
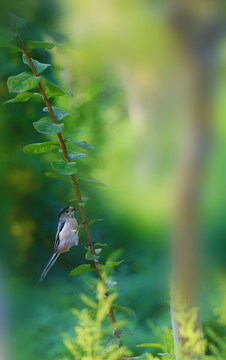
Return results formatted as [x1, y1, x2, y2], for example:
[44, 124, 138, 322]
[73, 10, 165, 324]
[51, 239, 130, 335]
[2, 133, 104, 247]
[4, 92, 43, 104]
[85, 251, 99, 261]
[156, 353, 169, 356]
[103, 260, 124, 268]
[43, 81, 70, 99]
[94, 242, 107, 247]
[68, 153, 86, 160]
[112, 304, 136, 318]
[52, 160, 77, 175]
[59, 150, 86, 160]
[7, 72, 40, 93]
[94, 248, 102, 255]
[105, 338, 120, 350]
[66, 138, 95, 150]
[69, 197, 89, 204]
[119, 327, 133, 335]
[8, 12, 28, 29]
[78, 203, 87, 208]
[26, 40, 63, 51]
[76, 223, 85, 231]
[87, 309, 97, 318]
[78, 178, 106, 187]
[22, 54, 51, 74]
[125, 354, 150, 360]
[99, 335, 114, 351]
[3, 44, 23, 52]
[88, 218, 103, 226]
[105, 280, 118, 288]
[23, 141, 59, 154]
[136, 343, 163, 349]
[99, 336, 121, 353]
[43, 106, 71, 121]
[45, 172, 72, 183]
[0, 29, 17, 46]
[80, 294, 97, 309]
[122, 307, 136, 319]
[78, 203, 86, 207]
[69, 264, 95, 276]
[33, 117, 64, 134]
[66, 91, 74, 97]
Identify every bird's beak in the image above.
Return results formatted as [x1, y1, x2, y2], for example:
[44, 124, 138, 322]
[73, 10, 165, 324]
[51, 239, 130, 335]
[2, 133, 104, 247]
[69, 207, 75, 211]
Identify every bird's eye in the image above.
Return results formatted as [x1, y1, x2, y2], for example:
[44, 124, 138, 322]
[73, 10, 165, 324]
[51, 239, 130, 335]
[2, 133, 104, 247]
[66, 210, 69, 213]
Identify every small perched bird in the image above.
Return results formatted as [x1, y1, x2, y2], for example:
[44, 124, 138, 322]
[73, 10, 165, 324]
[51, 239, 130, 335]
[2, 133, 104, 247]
[39, 206, 80, 282]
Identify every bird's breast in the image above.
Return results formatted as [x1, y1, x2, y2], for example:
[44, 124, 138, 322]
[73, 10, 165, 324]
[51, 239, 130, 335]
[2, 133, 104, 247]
[58, 219, 79, 252]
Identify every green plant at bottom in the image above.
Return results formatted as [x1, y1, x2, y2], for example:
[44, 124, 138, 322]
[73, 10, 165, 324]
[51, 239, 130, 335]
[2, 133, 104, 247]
[63, 282, 130, 360]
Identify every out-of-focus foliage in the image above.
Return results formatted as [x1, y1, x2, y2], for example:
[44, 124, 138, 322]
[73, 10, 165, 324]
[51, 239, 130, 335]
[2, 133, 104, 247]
[1, 0, 226, 359]
[64, 282, 130, 360]
[62, 281, 226, 360]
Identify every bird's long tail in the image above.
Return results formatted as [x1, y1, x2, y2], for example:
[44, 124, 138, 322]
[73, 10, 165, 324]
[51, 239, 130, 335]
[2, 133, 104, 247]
[39, 252, 60, 282]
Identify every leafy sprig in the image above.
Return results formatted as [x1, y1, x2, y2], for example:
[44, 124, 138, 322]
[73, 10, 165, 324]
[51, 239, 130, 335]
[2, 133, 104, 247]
[4, 12, 128, 359]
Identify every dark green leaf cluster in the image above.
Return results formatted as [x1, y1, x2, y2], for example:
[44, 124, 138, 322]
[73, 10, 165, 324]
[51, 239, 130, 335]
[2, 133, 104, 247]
[4, 13, 104, 195]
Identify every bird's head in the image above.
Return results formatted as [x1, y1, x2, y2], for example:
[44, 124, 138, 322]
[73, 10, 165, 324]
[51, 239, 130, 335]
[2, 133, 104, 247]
[58, 206, 75, 221]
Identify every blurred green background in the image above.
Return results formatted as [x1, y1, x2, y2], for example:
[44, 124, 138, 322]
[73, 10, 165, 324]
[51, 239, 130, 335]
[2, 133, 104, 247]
[1, 0, 226, 359]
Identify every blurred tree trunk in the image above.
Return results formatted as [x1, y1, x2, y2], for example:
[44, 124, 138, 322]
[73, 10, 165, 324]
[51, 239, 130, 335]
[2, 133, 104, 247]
[120, 1, 223, 358]
[170, 55, 207, 359]
[170, 1, 224, 357]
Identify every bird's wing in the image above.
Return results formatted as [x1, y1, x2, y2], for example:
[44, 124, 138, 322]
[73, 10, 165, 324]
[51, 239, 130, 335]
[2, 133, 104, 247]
[54, 220, 65, 252]
[70, 228, 79, 246]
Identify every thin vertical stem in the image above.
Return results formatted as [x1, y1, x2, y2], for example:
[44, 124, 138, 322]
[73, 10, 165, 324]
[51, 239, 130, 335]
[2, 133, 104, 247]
[9, 20, 123, 357]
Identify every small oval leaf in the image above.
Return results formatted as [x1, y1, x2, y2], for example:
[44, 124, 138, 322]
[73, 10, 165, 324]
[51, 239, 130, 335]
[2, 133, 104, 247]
[45, 172, 72, 183]
[43, 82, 68, 98]
[78, 178, 105, 187]
[66, 138, 95, 150]
[69, 196, 89, 203]
[105, 280, 118, 288]
[119, 327, 134, 335]
[105, 338, 120, 349]
[88, 218, 104, 226]
[8, 12, 28, 29]
[4, 92, 43, 104]
[103, 260, 124, 268]
[23, 141, 59, 154]
[112, 304, 136, 318]
[7, 72, 41, 93]
[43, 106, 71, 120]
[26, 40, 63, 51]
[22, 54, 51, 74]
[94, 242, 107, 247]
[69, 153, 86, 160]
[59, 150, 86, 160]
[52, 160, 77, 175]
[3, 43, 23, 52]
[69, 264, 95, 276]
[85, 251, 100, 261]
[94, 248, 102, 255]
[33, 117, 64, 134]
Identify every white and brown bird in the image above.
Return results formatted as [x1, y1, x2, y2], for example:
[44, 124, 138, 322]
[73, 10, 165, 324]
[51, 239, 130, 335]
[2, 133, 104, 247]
[39, 206, 79, 282]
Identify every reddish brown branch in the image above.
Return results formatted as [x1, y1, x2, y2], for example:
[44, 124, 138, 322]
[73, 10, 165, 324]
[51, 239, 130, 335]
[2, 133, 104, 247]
[10, 22, 123, 356]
